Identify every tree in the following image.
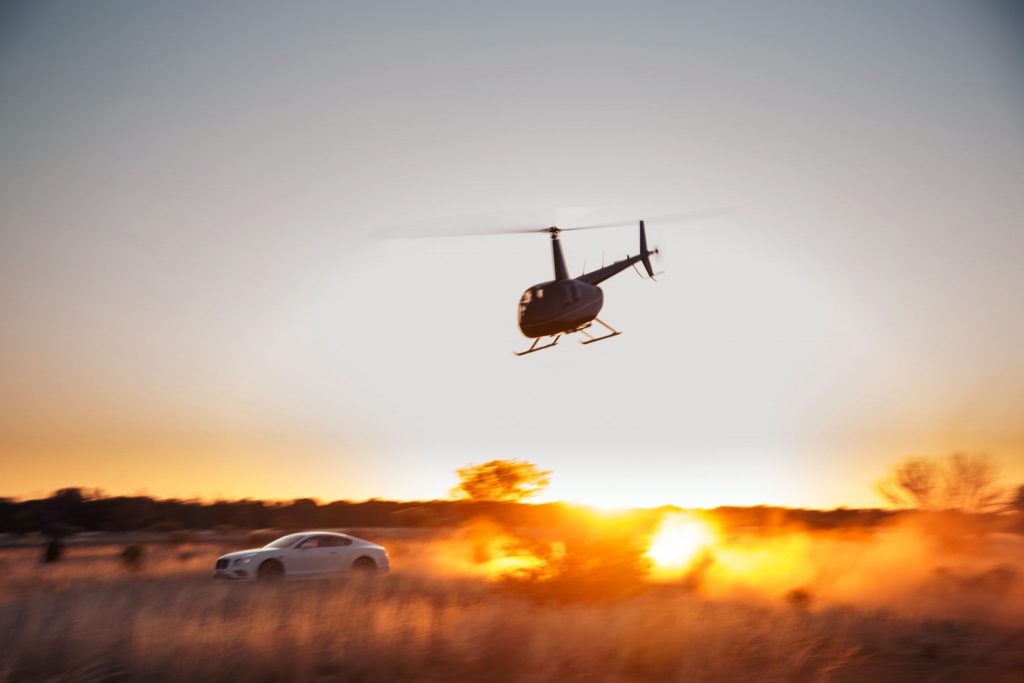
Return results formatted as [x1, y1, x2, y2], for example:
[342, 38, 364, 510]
[877, 453, 1008, 513]
[877, 457, 940, 509]
[452, 459, 552, 502]
[1008, 484, 1024, 514]
[941, 452, 1005, 513]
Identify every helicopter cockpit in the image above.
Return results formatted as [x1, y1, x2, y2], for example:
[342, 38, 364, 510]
[517, 286, 545, 321]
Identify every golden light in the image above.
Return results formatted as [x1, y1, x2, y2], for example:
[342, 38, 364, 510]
[479, 541, 563, 581]
[645, 512, 717, 581]
[434, 519, 566, 582]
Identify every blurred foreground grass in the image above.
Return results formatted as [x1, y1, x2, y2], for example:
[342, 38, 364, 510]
[0, 532, 1021, 682]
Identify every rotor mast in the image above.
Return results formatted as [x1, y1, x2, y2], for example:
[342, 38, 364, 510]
[548, 227, 570, 281]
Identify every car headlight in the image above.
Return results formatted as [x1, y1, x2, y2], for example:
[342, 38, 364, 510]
[233, 554, 255, 565]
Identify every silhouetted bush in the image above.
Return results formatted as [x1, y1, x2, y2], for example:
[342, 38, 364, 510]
[121, 545, 145, 571]
[42, 539, 63, 564]
[785, 587, 813, 610]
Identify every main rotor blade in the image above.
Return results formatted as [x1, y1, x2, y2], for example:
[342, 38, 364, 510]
[371, 206, 731, 240]
[370, 209, 565, 240]
[554, 207, 733, 232]
[373, 225, 551, 239]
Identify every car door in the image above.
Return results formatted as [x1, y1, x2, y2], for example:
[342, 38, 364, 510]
[316, 535, 353, 573]
[289, 535, 337, 576]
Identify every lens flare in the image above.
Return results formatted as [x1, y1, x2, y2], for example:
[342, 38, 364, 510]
[645, 513, 716, 581]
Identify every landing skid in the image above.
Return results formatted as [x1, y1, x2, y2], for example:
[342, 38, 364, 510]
[578, 318, 621, 345]
[514, 318, 622, 355]
[514, 334, 563, 356]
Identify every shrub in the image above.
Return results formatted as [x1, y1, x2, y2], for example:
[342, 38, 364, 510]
[42, 539, 63, 564]
[121, 545, 145, 571]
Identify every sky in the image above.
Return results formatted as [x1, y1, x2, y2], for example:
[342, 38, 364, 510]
[1, 1, 1023, 508]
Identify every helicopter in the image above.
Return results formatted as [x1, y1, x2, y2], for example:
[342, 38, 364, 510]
[511, 220, 658, 355]
[375, 208, 728, 355]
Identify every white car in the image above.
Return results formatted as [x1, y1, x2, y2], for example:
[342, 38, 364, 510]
[214, 531, 390, 581]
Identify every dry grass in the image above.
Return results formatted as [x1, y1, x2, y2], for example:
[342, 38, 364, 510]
[0, 531, 1022, 682]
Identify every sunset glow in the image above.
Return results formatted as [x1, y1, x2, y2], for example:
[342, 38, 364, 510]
[2, 3, 1023, 507]
[2, 4, 1023, 682]
[644, 513, 717, 581]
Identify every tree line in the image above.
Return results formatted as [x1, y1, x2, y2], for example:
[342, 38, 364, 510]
[0, 488, 571, 536]
[3, 455, 1021, 537]
[3, 487, 1009, 539]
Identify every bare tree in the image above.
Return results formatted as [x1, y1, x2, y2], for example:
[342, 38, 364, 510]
[877, 457, 941, 509]
[877, 453, 1008, 513]
[941, 453, 1005, 513]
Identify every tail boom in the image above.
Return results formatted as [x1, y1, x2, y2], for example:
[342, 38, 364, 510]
[577, 220, 658, 286]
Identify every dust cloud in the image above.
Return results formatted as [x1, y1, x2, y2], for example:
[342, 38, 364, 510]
[390, 510, 1023, 624]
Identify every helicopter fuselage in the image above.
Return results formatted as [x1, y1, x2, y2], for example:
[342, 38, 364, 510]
[517, 279, 603, 338]
[513, 221, 658, 349]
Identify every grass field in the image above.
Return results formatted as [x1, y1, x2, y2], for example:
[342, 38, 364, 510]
[1, 523, 1022, 682]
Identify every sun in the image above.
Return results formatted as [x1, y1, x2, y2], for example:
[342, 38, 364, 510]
[645, 513, 717, 580]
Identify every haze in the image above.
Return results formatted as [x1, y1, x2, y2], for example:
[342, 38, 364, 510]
[2, 1, 1022, 507]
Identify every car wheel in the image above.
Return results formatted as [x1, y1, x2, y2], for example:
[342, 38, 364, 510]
[257, 560, 284, 582]
[350, 557, 378, 579]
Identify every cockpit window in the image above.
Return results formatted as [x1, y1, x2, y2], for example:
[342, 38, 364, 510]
[536, 288, 544, 299]
[521, 291, 532, 304]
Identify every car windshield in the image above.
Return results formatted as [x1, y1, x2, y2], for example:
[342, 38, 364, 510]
[264, 533, 306, 549]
